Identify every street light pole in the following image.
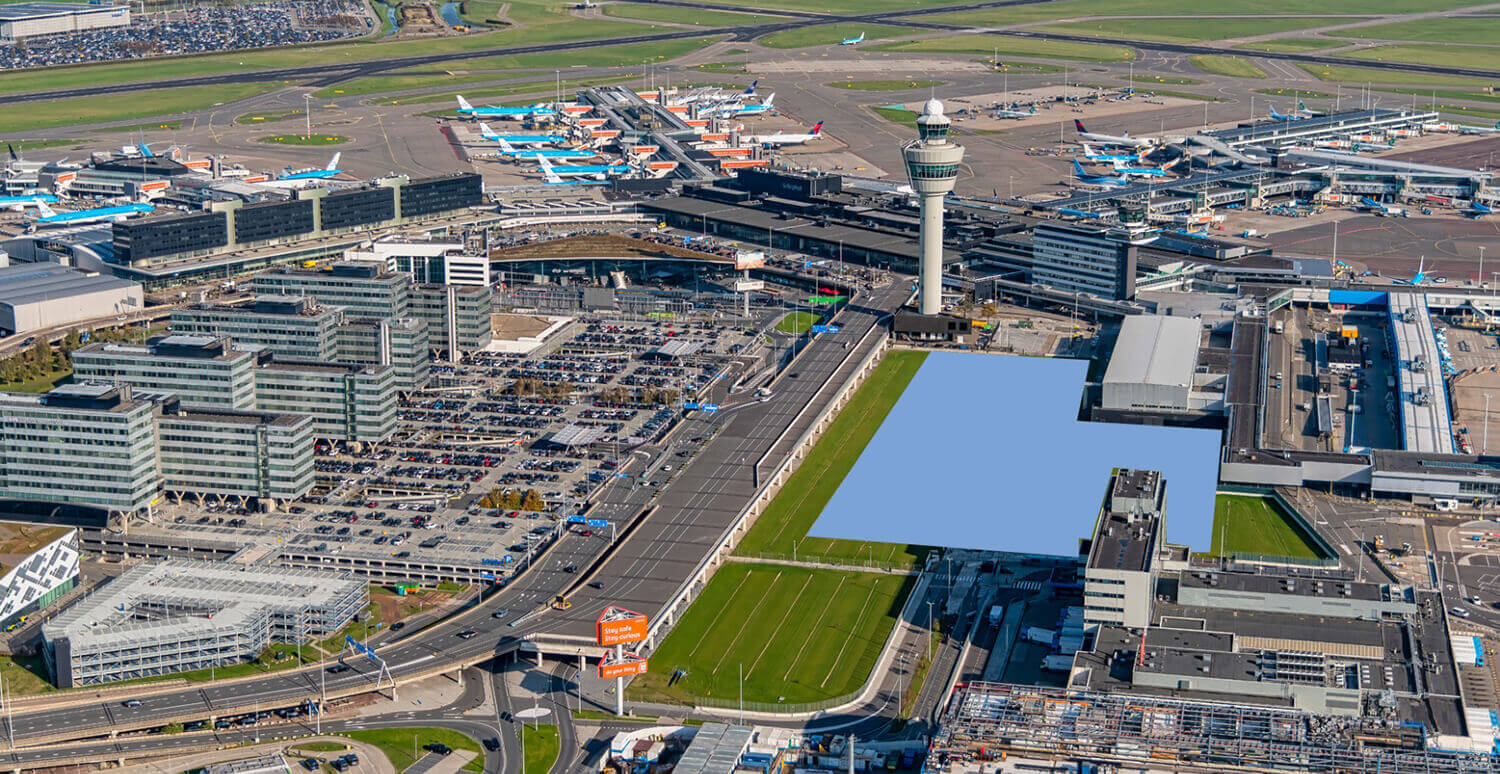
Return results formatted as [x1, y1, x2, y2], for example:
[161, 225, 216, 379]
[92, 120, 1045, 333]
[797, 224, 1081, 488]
[304, 94, 312, 141]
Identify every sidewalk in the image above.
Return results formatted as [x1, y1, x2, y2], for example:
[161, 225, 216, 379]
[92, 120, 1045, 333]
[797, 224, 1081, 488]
[113, 736, 396, 774]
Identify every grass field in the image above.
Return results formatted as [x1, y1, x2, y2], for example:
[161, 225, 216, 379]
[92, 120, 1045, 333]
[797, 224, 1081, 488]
[734, 351, 927, 567]
[1340, 43, 1500, 73]
[760, 23, 918, 49]
[237, 109, 303, 124]
[1234, 37, 1345, 53]
[1035, 16, 1351, 44]
[373, 75, 634, 105]
[830, 79, 944, 91]
[1133, 75, 1202, 85]
[628, 563, 913, 705]
[3, 138, 82, 152]
[258, 134, 348, 145]
[1189, 55, 1267, 78]
[1340, 18, 1500, 45]
[923, 0, 1480, 27]
[871, 34, 1135, 63]
[521, 725, 559, 774]
[1137, 88, 1217, 101]
[0, 82, 277, 134]
[396, 36, 718, 73]
[0, 368, 72, 394]
[1210, 495, 1324, 559]
[1298, 62, 1490, 86]
[775, 312, 823, 334]
[342, 728, 483, 773]
[1255, 87, 1338, 99]
[603, 4, 786, 27]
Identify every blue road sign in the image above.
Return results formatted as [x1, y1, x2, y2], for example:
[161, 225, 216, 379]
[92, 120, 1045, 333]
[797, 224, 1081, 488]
[586, 518, 610, 528]
[684, 402, 700, 410]
[566, 515, 586, 524]
[701, 403, 720, 413]
[810, 324, 841, 334]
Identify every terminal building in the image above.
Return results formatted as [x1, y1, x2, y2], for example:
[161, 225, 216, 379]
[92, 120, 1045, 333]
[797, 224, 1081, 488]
[42, 560, 366, 687]
[345, 236, 492, 287]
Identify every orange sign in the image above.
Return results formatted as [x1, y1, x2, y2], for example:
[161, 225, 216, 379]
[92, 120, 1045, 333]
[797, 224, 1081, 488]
[599, 657, 648, 679]
[596, 606, 648, 646]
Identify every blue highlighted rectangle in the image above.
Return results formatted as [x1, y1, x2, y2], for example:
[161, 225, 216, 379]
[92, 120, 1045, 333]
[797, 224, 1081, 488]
[807, 352, 1221, 555]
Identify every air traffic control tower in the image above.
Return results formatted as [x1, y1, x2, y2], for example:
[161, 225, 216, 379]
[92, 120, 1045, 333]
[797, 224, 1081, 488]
[902, 98, 964, 315]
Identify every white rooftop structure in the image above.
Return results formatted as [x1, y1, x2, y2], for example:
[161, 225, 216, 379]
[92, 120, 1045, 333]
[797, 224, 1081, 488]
[1102, 315, 1202, 413]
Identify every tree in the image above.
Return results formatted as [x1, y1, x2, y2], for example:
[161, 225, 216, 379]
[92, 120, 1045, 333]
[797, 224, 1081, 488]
[161, 722, 184, 735]
[522, 489, 545, 512]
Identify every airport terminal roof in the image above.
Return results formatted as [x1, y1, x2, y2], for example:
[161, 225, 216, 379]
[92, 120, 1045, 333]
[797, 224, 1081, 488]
[0, 262, 139, 307]
[1102, 315, 1200, 389]
[0, 2, 118, 19]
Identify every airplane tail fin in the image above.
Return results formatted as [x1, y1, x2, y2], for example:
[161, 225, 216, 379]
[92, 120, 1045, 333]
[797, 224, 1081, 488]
[456, 95, 474, 112]
[762, 93, 775, 109]
[1080, 142, 1096, 156]
[743, 80, 758, 95]
[539, 157, 562, 184]
[325, 153, 340, 171]
[479, 122, 494, 138]
[7, 144, 15, 162]
[497, 138, 516, 154]
[35, 202, 55, 219]
[1072, 159, 1086, 176]
[810, 121, 823, 135]
[1073, 119, 1086, 133]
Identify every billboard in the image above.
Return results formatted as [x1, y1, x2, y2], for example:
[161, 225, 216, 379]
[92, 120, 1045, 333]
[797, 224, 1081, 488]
[735, 251, 766, 271]
[596, 606, 648, 646]
[733, 278, 765, 293]
[599, 655, 648, 679]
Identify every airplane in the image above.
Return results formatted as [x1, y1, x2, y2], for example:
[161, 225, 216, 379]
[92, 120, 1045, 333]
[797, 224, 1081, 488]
[1298, 100, 1324, 117]
[33, 201, 154, 227]
[261, 154, 344, 188]
[1360, 196, 1407, 217]
[1471, 200, 1493, 218]
[840, 31, 864, 45]
[538, 157, 629, 182]
[0, 194, 57, 211]
[1078, 143, 1138, 163]
[1073, 119, 1153, 149]
[1268, 104, 1305, 122]
[1071, 159, 1130, 188]
[741, 121, 823, 147]
[708, 93, 777, 118]
[1111, 161, 1170, 178]
[118, 142, 155, 158]
[496, 138, 598, 161]
[478, 124, 569, 145]
[1461, 121, 1500, 135]
[993, 104, 1036, 119]
[455, 95, 555, 120]
[1392, 256, 1429, 285]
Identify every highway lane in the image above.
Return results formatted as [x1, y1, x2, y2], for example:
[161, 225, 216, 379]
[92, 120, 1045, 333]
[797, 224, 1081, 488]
[14, 0, 1500, 105]
[0, 283, 904, 755]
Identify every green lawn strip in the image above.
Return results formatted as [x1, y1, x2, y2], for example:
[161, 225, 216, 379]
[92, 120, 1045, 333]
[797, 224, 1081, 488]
[733, 350, 927, 567]
[1376, 86, 1500, 105]
[830, 79, 944, 91]
[0, 655, 55, 695]
[94, 120, 185, 134]
[871, 106, 919, 124]
[402, 35, 719, 73]
[707, 0, 966, 14]
[0, 82, 278, 135]
[775, 312, 823, 334]
[760, 23, 920, 49]
[1338, 17, 1500, 45]
[2, 138, 83, 152]
[342, 728, 484, 773]
[1131, 75, 1202, 86]
[292, 741, 351, 753]
[521, 724, 559, 774]
[258, 134, 349, 146]
[1437, 104, 1500, 121]
[0, 368, 72, 394]
[1188, 55, 1267, 78]
[922, 0, 1481, 27]
[1134, 88, 1217, 101]
[376, 74, 635, 105]
[870, 34, 1134, 63]
[1340, 43, 1500, 74]
[629, 563, 913, 705]
[1034, 16, 1355, 44]
[237, 109, 303, 124]
[1298, 62, 1491, 86]
[315, 71, 532, 99]
[602, 3, 787, 27]
[1209, 495, 1323, 559]
[1235, 37, 1346, 53]
[695, 61, 748, 73]
[1254, 87, 1338, 99]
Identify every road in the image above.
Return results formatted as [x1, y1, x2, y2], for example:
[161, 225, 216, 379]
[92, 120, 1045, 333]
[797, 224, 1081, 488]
[0, 280, 907, 763]
[12, 0, 1500, 104]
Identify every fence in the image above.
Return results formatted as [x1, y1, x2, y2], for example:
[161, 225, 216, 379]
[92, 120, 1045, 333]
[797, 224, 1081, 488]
[743, 552, 920, 574]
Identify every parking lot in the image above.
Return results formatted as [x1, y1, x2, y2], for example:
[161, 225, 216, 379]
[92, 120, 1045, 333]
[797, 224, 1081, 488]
[1265, 306, 1400, 453]
[120, 292, 796, 585]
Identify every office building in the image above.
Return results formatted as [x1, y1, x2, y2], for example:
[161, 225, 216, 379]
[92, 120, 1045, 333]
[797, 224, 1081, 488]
[1032, 221, 1138, 300]
[335, 317, 431, 392]
[1082, 469, 1163, 631]
[171, 296, 341, 361]
[0, 384, 160, 514]
[42, 560, 367, 687]
[0, 263, 141, 336]
[1101, 315, 1202, 413]
[0, 2, 128, 42]
[346, 236, 492, 287]
[252, 262, 410, 320]
[411, 283, 492, 357]
[254, 358, 397, 443]
[157, 408, 315, 503]
[71, 334, 257, 410]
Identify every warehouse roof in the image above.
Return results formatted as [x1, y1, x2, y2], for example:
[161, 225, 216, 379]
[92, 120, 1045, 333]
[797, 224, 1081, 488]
[1102, 315, 1200, 388]
[0, 263, 139, 308]
[0, 2, 119, 20]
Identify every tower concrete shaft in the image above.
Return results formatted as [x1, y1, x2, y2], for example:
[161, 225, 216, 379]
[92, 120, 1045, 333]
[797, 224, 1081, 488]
[902, 98, 965, 315]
